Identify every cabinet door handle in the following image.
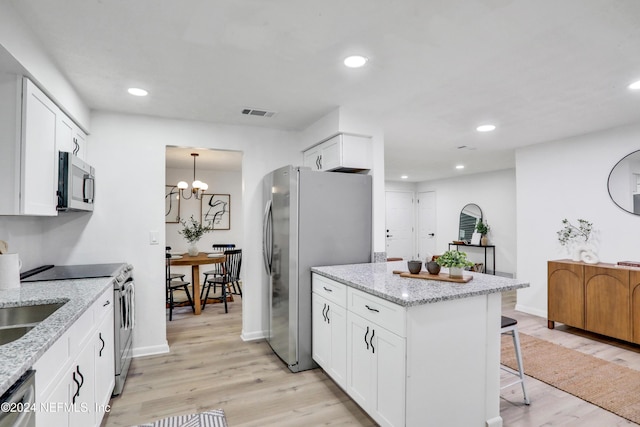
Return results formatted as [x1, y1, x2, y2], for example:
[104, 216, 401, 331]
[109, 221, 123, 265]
[370, 329, 375, 354]
[99, 332, 105, 357]
[326, 305, 330, 324]
[365, 305, 380, 313]
[103, 300, 111, 307]
[76, 365, 84, 389]
[364, 326, 369, 350]
[73, 138, 80, 156]
[323, 286, 333, 293]
[319, 154, 322, 169]
[322, 303, 327, 322]
[72, 368, 82, 404]
[72, 372, 79, 404]
[316, 155, 320, 169]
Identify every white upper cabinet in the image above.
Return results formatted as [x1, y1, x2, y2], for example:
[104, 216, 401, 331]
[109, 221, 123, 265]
[21, 77, 59, 215]
[0, 75, 61, 215]
[57, 111, 88, 161]
[0, 75, 89, 216]
[303, 134, 372, 172]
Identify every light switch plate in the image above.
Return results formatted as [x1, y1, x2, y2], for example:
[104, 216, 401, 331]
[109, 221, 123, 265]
[149, 231, 159, 245]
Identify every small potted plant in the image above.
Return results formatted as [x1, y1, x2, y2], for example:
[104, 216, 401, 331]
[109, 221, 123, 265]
[436, 250, 474, 279]
[178, 215, 213, 256]
[557, 218, 597, 263]
[475, 220, 490, 246]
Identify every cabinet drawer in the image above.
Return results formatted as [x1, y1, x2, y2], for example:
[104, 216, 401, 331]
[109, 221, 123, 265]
[313, 274, 347, 307]
[69, 304, 94, 353]
[348, 288, 406, 337]
[94, 288, 114, 323]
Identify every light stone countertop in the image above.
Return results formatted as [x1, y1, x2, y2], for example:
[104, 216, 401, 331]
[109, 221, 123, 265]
[311, 261, 529, 307]
[0, 276, 114, 396]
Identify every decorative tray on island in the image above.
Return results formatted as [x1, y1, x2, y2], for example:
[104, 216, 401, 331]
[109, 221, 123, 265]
[392, 270, 473, 283]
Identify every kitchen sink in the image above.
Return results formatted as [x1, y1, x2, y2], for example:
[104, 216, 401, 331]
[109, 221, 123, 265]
[0, 302, 66, 346]
[0, 326, 36, 346]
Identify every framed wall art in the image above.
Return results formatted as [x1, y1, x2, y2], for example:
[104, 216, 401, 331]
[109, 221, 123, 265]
[201, 193, 230, 230]
[165, 185, 181, 223]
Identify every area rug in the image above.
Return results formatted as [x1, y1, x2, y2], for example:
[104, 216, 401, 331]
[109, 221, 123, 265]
[501, 333, 640, 424]
[133, 409, 228, 427]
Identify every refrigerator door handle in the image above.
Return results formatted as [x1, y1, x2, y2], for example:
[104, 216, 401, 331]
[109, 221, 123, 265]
[262, 199, 273, 275]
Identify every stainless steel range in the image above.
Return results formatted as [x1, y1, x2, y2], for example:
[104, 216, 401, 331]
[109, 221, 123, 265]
[21, 263, 135, 396]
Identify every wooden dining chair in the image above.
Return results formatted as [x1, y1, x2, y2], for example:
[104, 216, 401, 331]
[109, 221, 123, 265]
[166, 253, 194, 320]
[165, 246, 186, 282]
[202, 244, 236, 285]
[201, 249, 242, 313]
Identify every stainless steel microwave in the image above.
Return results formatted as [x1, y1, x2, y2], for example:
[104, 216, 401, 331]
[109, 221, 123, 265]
[57, 151, 95, 212]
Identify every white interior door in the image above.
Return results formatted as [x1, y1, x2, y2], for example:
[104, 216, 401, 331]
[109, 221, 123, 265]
[418, 191, 437, 260]
[385, 191, 414, 260]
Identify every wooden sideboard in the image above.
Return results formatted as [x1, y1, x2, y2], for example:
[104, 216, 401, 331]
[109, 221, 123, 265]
[548, 259, 640, 343]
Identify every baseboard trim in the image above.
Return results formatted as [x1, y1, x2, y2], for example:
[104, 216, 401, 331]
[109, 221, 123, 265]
[132, 341, 170, 358]
[515, 303, 547, 319]
[486, 416, 503, 427]
[241, 329, 267, 342]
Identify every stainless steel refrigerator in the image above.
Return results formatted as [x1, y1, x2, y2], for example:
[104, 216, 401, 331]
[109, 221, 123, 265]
[262, 165, 372, 372]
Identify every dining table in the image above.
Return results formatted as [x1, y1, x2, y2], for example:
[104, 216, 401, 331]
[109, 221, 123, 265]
[169, 252, 225, 315]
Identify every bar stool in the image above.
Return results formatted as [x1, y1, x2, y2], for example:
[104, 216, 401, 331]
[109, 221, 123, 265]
[500, 316, 531, 405]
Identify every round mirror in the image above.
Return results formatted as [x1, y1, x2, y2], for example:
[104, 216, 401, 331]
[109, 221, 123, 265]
[608, 150, 640, 215]
[459, 203, 482, 241]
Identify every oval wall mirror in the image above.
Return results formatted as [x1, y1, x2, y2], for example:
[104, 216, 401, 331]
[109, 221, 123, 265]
[608, 150, 640, 215]
[459, 203, 482, 241]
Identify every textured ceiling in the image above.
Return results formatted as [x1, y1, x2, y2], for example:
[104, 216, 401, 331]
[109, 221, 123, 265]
[8, 0, 640, 181]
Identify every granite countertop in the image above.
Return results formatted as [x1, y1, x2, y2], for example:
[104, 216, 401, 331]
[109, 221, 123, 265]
[0, 277, 114, 395]
[311, 261, 529, 307]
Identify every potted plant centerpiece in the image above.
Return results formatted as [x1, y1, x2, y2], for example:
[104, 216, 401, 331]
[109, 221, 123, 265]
[475, 220, 490, 246]
[436, 250, 474, 279]
[179, 215, 212, 256]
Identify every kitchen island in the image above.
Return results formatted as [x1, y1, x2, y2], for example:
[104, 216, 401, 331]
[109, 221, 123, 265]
[311, 261, 529, 427]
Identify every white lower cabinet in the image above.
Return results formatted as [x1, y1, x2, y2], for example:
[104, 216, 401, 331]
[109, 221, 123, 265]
[312, 274, 406, 427]
[34, 288, 114, 427]
[347, 312, 406, 427]
[312, 293, 347, 388]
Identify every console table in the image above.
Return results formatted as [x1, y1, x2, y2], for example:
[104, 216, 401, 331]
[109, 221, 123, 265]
[448, 243, 496, 275]
[548, 260, 640, 344]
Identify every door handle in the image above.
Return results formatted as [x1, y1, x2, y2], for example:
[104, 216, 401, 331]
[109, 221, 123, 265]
[365, 305, 380, 313]
[99, 332, 105, 357]
[370, 329, 375, 354]
[364, 326, 369, 350]
[386, 234, 392, 238]
[428, 233, 435, 237]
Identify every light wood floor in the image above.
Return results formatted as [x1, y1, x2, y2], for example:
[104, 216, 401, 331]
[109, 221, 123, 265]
[102, 291, 640, 427]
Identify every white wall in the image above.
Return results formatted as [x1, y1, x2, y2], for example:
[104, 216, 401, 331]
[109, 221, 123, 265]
[39, 112, 299, 355]
[0, 3, 90, 130]
[416, 169, 517, 275]
[516, 122, 640, 317]
[166, 167, 243, 281]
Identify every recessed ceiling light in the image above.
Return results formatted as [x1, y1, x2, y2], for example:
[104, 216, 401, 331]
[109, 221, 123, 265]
[344, 55, 368, 68]
[628, 80, 640, 90]
[476, 124, 496, 132]
[455, 165, 465, 170]
[128, 87, 148, 97]
[401, 175, 408, 180]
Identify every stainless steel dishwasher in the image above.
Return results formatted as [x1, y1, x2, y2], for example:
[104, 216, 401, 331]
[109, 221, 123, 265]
[0, 370, 35, 427]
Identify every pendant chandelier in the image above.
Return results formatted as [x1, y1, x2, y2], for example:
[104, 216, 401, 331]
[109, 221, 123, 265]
[177, 153, 208, 200]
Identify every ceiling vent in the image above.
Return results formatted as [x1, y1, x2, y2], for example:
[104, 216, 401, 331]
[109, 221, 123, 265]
[242, 108, 276, 118]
